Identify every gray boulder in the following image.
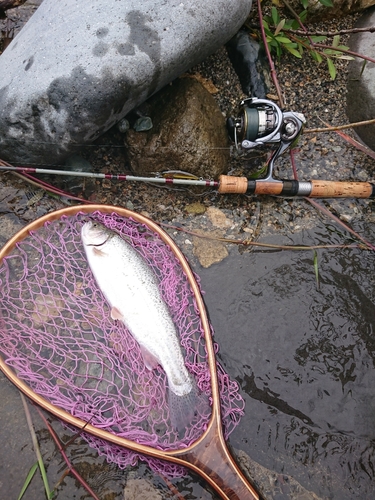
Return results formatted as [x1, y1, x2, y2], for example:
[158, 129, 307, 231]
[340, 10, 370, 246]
[0, 0, 252, 165]
[347, 7, 375, 151]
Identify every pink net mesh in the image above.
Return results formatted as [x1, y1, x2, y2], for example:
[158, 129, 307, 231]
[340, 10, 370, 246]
[0, 211, 244, 477]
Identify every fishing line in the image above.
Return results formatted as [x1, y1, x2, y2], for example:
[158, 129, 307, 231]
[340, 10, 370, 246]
[1, 98, 374, 198]
[0, 137, 232, 154]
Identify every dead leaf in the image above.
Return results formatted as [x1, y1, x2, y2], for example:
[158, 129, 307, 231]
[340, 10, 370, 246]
[181, 73, 219, 94]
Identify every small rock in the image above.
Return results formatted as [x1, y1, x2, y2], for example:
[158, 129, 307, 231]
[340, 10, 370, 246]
[340, 213, 354, 223]
[236, 449, 324, 500]
[185, 202, 207, 215]
[357, 170, 369, 181]
[192, 229, 228, 268]
[123, 478, 162, 500]
[226, 29, 269, 98]
[117, 118, 130, 133]
[133, 116, 153, 132]
[206, 206, 232, 228]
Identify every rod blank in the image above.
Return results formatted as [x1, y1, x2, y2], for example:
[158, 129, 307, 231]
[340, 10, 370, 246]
[1, 163, 374, 198]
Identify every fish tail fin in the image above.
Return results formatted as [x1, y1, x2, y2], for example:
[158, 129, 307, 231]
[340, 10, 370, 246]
[168, 380, 210, 435]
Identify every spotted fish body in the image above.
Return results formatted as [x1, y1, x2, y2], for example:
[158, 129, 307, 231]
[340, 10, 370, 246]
[81, 220, 197, 429]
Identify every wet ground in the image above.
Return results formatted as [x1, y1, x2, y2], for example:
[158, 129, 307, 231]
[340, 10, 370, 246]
[2, 163, 375, 500]
[1, 4, 375, 500]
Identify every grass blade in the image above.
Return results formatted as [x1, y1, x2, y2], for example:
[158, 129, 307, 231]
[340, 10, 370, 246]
[360, 59, 367, 77]
[327, 57, 337, 80]
[20, 394, 52, 499]
[34, 406, 101, 500]
[17, 462, 39, 500]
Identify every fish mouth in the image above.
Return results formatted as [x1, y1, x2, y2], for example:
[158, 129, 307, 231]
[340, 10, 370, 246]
[85, 237, 109, 248]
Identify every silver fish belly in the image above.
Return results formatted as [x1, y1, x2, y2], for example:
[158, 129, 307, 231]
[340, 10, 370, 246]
[81, 221, 197, 429]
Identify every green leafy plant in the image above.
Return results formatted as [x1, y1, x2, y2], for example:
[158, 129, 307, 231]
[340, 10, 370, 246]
[262, 5, 354, 79]
[19, 394, 54, 500]
[18, 463, 39, 500]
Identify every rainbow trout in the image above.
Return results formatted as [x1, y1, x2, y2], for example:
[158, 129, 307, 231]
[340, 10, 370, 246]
[81, 220, 198, 431]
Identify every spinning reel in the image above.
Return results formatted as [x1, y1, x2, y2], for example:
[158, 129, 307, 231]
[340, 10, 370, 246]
[222, 98, 373, 197]
[227, 97, 306, 181]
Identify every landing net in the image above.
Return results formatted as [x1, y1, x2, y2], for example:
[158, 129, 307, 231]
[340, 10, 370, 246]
[0, 211, 244, 477]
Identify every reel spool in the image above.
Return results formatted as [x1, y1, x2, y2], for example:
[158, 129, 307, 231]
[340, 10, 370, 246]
[227, 97, 305, 152]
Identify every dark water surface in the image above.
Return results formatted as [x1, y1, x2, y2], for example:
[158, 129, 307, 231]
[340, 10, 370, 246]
[197, 225, 375, 499]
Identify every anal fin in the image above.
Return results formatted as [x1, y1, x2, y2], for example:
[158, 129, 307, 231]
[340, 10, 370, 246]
[111, 306, 124, 321]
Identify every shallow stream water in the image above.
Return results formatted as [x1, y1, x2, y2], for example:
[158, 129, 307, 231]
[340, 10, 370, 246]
[198, 230, 375, 499]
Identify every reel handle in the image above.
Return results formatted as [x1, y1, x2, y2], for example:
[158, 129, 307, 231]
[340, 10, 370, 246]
[218, 175, 375, 198]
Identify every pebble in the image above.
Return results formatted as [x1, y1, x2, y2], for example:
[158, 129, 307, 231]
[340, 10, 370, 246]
[123, 478, 162, 500]
[206, 207, 232, 228]
[192, 229, 229, 268]
[185, 202, 207, 215]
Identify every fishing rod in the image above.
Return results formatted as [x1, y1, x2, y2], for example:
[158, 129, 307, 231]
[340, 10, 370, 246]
[1, 162, 374, 198]
[1, 98, 374, 198]
[0, 161, 220, 188]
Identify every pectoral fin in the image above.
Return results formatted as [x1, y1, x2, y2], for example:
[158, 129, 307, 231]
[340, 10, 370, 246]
[140, 345, 159, 370]
[111, 306, 124, 321]
[93, 247, 106, 257]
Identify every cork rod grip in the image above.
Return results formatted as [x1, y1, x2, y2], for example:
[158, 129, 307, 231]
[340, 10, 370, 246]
[309, 180, 373, 198]
[218, 175, 248, 194]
